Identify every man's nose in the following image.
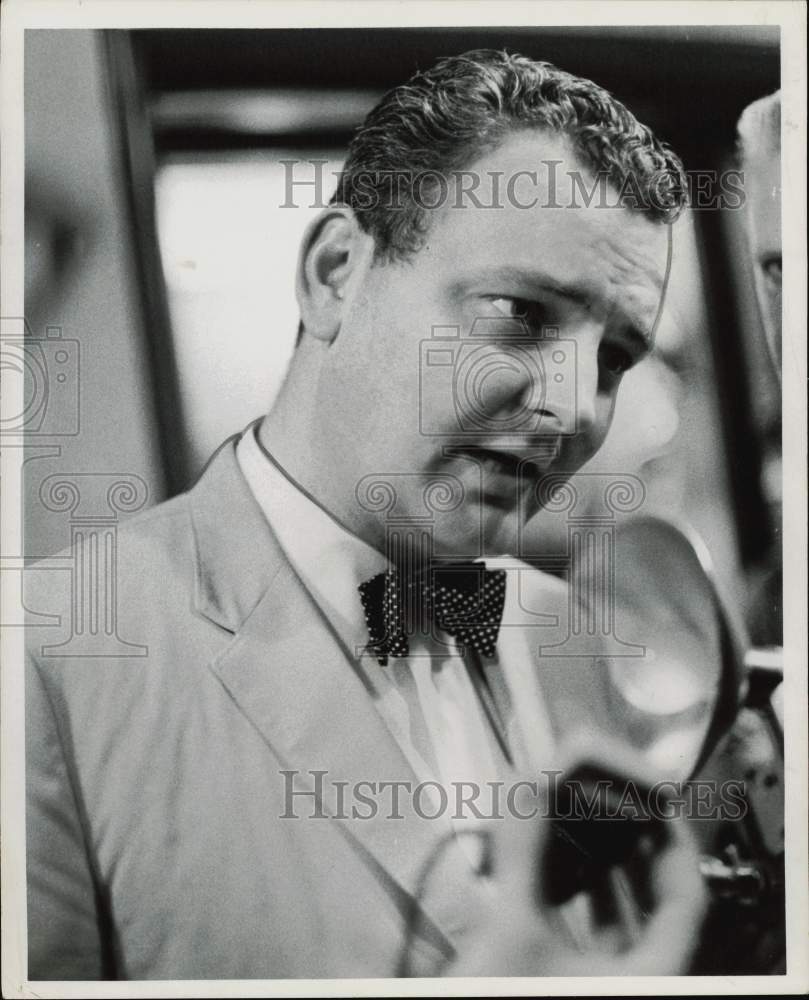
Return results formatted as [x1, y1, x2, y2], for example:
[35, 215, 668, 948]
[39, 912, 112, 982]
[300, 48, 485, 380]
[537, 337, 598, 437]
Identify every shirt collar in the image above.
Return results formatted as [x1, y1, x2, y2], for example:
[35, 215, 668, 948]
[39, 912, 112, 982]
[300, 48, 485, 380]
[236, 423, 387, 655]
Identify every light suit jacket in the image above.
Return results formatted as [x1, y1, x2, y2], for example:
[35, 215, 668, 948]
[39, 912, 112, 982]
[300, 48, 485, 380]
[25, 435, 619, 981]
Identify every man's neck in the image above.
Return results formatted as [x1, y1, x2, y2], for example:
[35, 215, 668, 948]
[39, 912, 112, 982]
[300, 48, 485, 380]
[257, 382, 389, 557]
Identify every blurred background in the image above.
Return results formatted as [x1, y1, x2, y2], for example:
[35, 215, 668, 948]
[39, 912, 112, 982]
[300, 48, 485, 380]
[22, 26, 781, 640]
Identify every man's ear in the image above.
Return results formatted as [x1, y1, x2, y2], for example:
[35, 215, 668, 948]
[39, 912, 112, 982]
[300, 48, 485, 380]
[296, 206, 371, 344]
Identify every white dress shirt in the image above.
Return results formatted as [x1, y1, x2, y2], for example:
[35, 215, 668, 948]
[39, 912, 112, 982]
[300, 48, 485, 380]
[236, 424, 564, 831]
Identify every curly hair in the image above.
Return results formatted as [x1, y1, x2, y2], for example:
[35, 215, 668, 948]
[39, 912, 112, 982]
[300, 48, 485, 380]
[331, 49, 687, 260]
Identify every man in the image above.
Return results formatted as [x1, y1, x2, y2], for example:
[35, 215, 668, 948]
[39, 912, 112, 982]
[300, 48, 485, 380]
[737, 91, 782, 370]
[738, 92, 783, 655]
[25, 50, 706, 980]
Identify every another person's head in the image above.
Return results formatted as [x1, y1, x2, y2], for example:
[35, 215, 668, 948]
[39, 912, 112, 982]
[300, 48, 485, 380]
[736, 92, 782, 648]
[277, 50, 686, 557]
[737, 91, 781, 370]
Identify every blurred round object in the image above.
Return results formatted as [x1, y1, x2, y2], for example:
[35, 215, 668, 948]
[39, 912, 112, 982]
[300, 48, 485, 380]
[571, 516, 744, 777]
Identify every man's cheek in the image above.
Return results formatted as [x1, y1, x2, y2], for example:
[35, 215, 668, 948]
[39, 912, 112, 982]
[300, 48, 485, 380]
[576, 395, 614, 453]
[599, 390, 620, 438]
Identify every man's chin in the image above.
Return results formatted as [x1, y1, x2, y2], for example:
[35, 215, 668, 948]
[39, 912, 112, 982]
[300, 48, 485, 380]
[430, 502, 528, 560]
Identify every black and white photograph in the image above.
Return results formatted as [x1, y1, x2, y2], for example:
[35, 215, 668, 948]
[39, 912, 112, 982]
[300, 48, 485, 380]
[1, 1, 806, 994]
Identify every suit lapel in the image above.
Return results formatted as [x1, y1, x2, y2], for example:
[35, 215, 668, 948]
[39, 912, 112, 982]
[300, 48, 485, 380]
[188, 435, 481, 952]
[188, 431, 281, 633]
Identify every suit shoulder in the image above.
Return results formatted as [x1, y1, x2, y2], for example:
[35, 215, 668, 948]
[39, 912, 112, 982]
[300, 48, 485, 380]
[24, 491, 195, 632]
[116, 490, 191, 543]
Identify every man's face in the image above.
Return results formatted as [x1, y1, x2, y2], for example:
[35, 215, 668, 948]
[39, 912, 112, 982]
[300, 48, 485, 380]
[318, 131, 671, 556]
[744, 145, 782, 369]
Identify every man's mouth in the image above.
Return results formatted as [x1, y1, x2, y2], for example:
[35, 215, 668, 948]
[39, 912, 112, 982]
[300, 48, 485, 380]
[454, 443, 560, 483]
[477, 448, 534, 478]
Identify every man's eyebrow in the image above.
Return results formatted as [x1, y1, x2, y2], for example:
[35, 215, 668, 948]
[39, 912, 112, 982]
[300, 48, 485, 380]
[462, 265, 656, 350]
[461, 265, 593, 304]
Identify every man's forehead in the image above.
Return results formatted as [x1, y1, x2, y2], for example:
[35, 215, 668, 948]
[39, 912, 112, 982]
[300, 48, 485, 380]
[434, 179, 670, 302]
[745, 152, 781, 258]
[435, 131, 670, 264]
[458, 127, 586, 185]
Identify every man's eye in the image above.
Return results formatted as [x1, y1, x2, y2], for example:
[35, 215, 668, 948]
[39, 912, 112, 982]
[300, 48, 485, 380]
[489, 297, 530, 319]
[762, 256, 782, 288]
[489, 297, 549, 330]
[599, 343, 635, 377]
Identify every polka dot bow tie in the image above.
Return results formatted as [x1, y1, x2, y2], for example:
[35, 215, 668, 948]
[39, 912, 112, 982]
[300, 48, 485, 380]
[358, 561, 506, 665]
